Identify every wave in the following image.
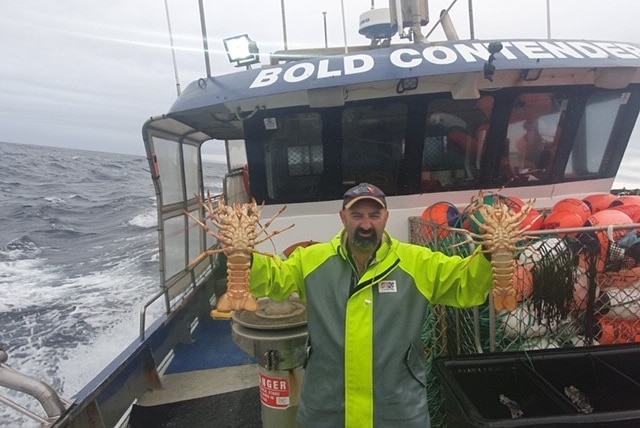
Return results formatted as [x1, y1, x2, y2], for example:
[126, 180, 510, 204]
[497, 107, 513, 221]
[0, 236, 41, 260]
[128, 211, 157, 228]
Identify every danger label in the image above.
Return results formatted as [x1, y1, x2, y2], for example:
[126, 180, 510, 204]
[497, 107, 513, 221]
[259, 372, 290, 409]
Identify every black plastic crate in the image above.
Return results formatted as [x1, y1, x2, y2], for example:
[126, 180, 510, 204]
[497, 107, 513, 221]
[438, 358, 572, 424]
[595, 345, 640, 386]
[435, 347, 640, 427]
[528, 353, 640, 413]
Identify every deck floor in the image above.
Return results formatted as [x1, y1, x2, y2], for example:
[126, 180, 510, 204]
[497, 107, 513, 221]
[132, 316, 263, 426]
[131, 384, 261, 428]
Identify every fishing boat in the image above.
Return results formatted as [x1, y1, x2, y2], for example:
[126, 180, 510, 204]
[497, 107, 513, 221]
[4, 0, 640, 426]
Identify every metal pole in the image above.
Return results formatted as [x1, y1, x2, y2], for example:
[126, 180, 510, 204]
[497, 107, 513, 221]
[546, 0, 551, 39]
[468, 0, 475, 39]
[197, 0, 211, 78]
[424, 0, 460, 40]
[281, 0, 288, 50]
[164, 0, 181, 96]
[323, 11, 328, 48]
[340, 0, 348, 53]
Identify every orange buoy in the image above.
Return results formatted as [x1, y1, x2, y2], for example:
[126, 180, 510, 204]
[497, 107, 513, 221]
[552, 198, 592, 223]
[542, 210, 584, 235]
[504, 195, 543, 231]
[614, 195, 640, 207]
[585, 209, 633, 235]
[583, 193, 618, 214]
[421, 202, 460, 241]
[610, 204, 640, 223]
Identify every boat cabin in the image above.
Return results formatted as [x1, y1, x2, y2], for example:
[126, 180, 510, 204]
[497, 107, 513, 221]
[143, 39, 640, 275]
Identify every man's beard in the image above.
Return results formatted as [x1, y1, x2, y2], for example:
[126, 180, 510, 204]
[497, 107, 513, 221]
[352, 228, 378, 252]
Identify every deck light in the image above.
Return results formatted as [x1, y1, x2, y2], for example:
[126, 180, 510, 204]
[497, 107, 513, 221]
[223, 34, 260, 68]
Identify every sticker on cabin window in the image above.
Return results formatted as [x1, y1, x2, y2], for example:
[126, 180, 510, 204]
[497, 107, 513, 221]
[264, 117, 278, 130]
[379, 280, 397, 293]
[259, 372, 290, 409]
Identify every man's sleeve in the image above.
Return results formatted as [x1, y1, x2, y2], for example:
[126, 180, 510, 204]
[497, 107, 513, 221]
[414, 246, 493, 307]
[249, 250, 306, 301]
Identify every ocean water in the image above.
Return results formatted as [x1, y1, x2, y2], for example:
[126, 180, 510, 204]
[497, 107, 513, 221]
[0, 142, 225, 427]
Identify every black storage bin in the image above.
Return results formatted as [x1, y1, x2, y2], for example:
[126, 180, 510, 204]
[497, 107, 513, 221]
[436, 357, 573, 427]
[528, 353, 640, 413]
[435, 346, 640, 427]
[595, 344, 640, 385]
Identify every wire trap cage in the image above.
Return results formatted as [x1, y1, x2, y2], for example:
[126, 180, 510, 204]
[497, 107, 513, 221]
[410, 215, 640, 426]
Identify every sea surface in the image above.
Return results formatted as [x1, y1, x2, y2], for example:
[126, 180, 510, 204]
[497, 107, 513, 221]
[0, 142, 225, 427]
[0, 139, 639, 426]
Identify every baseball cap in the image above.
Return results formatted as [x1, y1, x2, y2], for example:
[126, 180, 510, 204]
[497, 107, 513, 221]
[342, 183, 387, 209]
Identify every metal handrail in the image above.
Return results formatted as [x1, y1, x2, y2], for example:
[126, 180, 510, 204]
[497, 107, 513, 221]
[0, 349, 69, 426]
[139, 288, 167, 339]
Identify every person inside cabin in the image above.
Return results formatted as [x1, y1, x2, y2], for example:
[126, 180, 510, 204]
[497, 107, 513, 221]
[429, 96, 494, 184]
[247, 182, 493, 428]
[516, 118, 552, 173]
[501, 118, 554, 183]
[501, 92, 561, 183]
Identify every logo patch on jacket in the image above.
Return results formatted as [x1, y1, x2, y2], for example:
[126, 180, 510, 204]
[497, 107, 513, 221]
[378, 280, 397, 293]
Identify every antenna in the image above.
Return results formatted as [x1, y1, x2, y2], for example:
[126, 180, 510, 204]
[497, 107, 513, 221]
[322, 11, 328, 48]
[340, 0, 349, 53]
[163, 0, 181, 96]
[280, 0, 289, 50]
[546, 0, 551, 38]
[468, 0, 475, 39]
[197, 0, 212, 78]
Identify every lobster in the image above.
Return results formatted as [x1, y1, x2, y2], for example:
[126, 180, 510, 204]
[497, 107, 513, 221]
[185, 193, 293, 316]
[463, 191, 539, 311]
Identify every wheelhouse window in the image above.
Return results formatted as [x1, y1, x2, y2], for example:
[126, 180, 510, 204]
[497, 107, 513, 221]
[341, 103, 407, 193]
[288, 145, 323, 176]
[421, 96, 494, 190]
[566, 91, 631, 178]
[500, 92, 567, 184]
[243, 85, 639, 205]
[263, 112, 323, 202]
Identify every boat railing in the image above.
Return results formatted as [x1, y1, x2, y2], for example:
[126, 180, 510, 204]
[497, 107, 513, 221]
[139, 288, 167, 339]
[0, 349, 70, 427]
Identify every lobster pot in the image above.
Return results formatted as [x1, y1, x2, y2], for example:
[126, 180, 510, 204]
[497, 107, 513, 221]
[409, 216, 640, 352]
[232, 298, 307, 428]
[409, 215, 640, 426]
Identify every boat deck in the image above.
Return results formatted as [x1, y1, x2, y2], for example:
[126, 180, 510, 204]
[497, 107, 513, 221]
[132, 317, 263, 428]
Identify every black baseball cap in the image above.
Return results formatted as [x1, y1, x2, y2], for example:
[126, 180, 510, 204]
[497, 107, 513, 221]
[342, 183, 387, 209]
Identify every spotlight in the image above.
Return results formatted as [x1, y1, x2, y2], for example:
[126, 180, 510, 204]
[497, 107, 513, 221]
[223, 34, 260, 68]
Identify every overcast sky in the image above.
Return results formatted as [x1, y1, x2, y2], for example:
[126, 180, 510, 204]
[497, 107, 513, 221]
[2, 0, 640, 156]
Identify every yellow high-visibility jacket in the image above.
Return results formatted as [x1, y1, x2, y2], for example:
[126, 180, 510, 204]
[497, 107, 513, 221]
[250, 230, 493, 428]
